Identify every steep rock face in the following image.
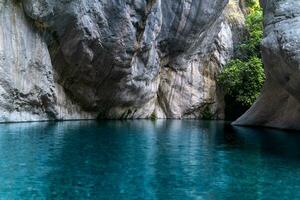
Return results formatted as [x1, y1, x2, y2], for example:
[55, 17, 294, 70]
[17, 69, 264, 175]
[157, 0, 246, 119]
[234, 0, 300, 130]
[22, 0, 229, 119]
[0, 0, 96, 122]
[0, 0, 56, 121]
[0, 0, 245, 122]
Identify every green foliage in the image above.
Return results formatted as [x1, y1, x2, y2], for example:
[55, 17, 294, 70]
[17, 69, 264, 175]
[238, 1, 263, 59]
[150, 112, 157, 121]
[218, 0, 265, 109]
[245, 0, 259, 9]
[218, 57, 265, 107]
[201, 107, 214, 120]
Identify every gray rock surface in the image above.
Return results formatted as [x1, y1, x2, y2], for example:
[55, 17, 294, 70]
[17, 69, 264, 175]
[234, 0, 300, 130]
[0, 0, 56, 122]
[0, 0, 96, 122]
[0, 0, 246, 122]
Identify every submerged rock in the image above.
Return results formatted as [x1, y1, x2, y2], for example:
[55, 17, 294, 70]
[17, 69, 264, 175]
[234, 0, 300, 130]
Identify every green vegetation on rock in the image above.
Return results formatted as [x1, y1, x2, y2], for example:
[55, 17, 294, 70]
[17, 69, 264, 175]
[218, 57, 265, 107]
[218, 0, 264, 119]
[238, 0, 263, 60]
[150, 112, 157, 121]
[201, 106, 214, 120]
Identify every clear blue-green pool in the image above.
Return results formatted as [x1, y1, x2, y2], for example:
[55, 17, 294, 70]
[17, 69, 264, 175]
[0, 120, 299, 199]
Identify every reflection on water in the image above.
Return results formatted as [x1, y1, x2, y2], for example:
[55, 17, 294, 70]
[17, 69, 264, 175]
[0, 120, 299, 199]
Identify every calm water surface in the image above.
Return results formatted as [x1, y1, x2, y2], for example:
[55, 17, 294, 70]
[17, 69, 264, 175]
[0, 120, 300, 199]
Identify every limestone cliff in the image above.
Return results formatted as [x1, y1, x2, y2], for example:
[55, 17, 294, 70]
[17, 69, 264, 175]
[0, 0, 97, 122]
[234, 0, 300, 130]
[0, 0, 245, 122]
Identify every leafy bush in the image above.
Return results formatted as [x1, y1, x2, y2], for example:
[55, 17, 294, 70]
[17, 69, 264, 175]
[245, 0, 260, 10]
[150, 112, 157, 121]
[218, 0, 265, 117]
[218, 57, 265, 107]
[238, 1, 263, 59]
[201, 106, 214, 120]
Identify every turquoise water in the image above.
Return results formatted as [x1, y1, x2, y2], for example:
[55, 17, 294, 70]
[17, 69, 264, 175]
[0, 120, 299, 199]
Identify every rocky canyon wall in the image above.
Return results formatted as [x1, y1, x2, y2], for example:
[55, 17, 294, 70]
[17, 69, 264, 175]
[1, 0, 296, 130]
[234, 0, 300, 130]
[0, 0, 246, 122]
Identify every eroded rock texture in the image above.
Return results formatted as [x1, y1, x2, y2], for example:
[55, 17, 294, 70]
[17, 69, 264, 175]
[234, 0, 300, 130]
[0, 0, 96, 122]
[0, 0, 246, 122]
[0, 0, 57, 121]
